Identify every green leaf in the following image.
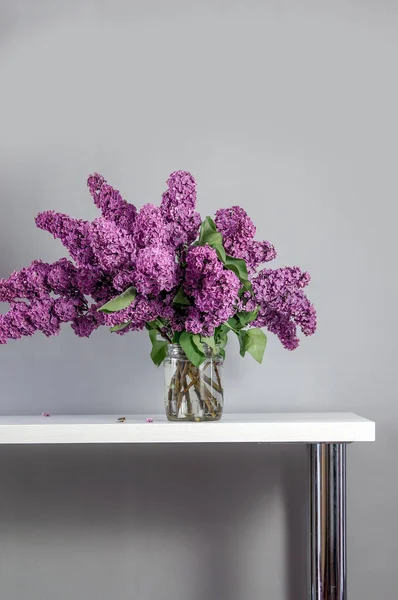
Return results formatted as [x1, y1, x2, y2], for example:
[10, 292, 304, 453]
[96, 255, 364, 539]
[98, 286, 136, 313]
[212, 242, 226, 263]
[173, 287, 191, 306]
[147, 329, 168, 366]
[217, 335, 228, 350]
[219, 348, 226, 360]
[197, 217, 228, 263]
[236, 307, 259, 328]
[198, 217, 224, 249]
[192, 334, 205, 355]
[238, 330, 249, 357]
[172, 331, 181, 344]
[151, 340, 168, 367]
[224, 256, 249, 282]
[242, 279, 253, 294]
[180, 331, 206, 367]
[109, 321, 131, 332]
[241, 328, 267, 364]
[200, 335, 217, 353]
[206, 216, 217, 230]
[148, 329, 157, 344]
[226, 316, 240, 331]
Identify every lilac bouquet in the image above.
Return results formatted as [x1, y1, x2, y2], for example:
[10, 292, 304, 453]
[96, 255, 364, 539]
[0, 171, 316, 418]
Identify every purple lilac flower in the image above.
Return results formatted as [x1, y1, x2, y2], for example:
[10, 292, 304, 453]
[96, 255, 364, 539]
[87, 174, 137, 232]
[0, 302, 36, 343]
[184, 246, 223, 296]
[135, 246, 180, 295]
[0, 260, 50, 301]
[28, 297, 61, 337]
[113, 270, 135, 292]
[75, 267, 115, 303]
[0, 170, 316, 351]
[47, 258, 79, 296]
[53, 297, 83, 322]
[215, 206, 256, 256]
[35, 211, 95, 267]
[183, 245, 240, 335]
[89, 218, 135, 273]
[195, 269, 240, 316]
[161, 171, 201, 246]
[256, 308, 300, 350]
[252, 266, 316, 349]
[71, 303, 106, 338]
[215, 206, 276, 271]
[103, 296, 163, 333]
[133, 204, 169, 248]
[245, 240, 277, 272]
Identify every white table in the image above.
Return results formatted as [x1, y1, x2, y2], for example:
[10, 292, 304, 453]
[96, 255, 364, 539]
[0, 413, 375, 600]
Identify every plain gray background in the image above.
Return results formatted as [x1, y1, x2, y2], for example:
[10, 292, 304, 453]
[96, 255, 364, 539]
[0, 1, 394, 598]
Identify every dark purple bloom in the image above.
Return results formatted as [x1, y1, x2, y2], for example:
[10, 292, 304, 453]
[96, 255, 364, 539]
[53, 297, 83, 322]
[71, 303, 106, 338]
[47, 258, 79, 296]
[113, 270, 135, 292]
[103, 296, 163, 333]
[0, 260, 50, 301]
[184, 245, 223, 296]
[35, 211, 95, 267]
[0, 302, 36, 343]
[183, 245, 240, 336]
[252, 266, 316, 349]
[87, 174, 137, 232]
[89, 218, 135, 273]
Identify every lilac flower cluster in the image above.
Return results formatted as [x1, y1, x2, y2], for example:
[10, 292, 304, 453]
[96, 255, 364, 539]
[252, 267, 317, 350]
[215, 206, 276, 271]
[184, 246, 241, 336]
[0, 170, 316, 353]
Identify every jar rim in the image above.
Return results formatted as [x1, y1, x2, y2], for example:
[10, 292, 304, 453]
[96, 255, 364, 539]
[167, 342, 223, 360]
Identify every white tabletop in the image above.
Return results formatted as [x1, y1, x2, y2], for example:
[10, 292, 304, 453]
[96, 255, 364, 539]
[0, 413, 375, 444]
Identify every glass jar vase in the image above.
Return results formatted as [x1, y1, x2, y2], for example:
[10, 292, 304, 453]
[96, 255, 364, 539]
[164, 343, 224, 421]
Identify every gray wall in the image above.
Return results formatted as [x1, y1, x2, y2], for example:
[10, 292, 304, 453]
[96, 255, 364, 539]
[0, 1, 395, 598]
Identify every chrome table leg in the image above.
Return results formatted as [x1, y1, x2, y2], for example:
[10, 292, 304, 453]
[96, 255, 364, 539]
[309, 443, 347, 599]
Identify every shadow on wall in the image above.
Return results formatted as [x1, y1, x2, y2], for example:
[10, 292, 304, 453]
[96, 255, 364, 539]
[0, 443, 308, 600]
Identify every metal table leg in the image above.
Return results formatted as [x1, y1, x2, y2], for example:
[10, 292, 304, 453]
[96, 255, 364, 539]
[309, 443, 347, 599]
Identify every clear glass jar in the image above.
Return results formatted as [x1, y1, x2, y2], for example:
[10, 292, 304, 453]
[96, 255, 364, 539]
[164, 343, 224, 421]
